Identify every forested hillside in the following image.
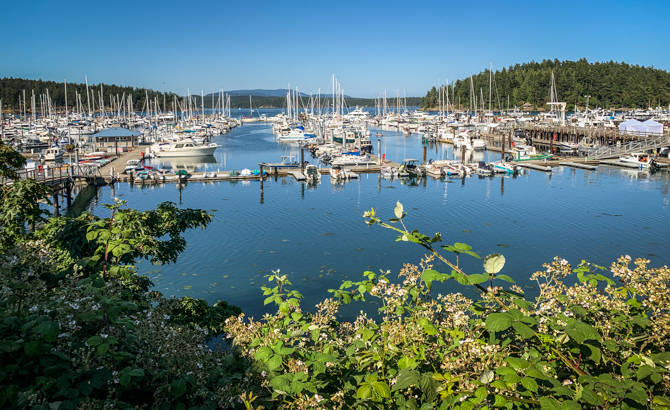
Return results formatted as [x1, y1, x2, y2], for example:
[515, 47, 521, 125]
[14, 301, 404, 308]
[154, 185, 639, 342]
[421, 59, 670, 110]
[0, 77, 178, 112]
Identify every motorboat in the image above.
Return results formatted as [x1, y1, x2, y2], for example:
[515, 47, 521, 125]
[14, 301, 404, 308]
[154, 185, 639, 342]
[305, 164, 321, 181]
[123, 159, 144, 174]
[44, 147, 65, 161]
[397, 159, 424, 178]
[380, 166, 397, 178]
[513, 145, 553, 161]
[423, 162, 446, 177]
[330, 153, 377, 167]
[474, 161, 495, 176]
[152, 138, 219, 157]
[490, 161, 520, 174]
[330, 165, 346, 180]
[619, 153, 658, 169]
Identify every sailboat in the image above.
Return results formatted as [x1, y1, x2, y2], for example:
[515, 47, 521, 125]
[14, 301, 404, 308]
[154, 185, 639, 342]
[242, 95, 259, 123]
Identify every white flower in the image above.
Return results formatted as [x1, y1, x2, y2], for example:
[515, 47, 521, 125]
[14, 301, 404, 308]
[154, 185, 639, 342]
[561, 259, 568, 266]
[314, 394, 324, 403]
[101, 334, 108, 339]
[563, 379, 573, 385]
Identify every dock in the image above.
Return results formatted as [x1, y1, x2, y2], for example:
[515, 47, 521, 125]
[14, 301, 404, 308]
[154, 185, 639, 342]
[559, 161, 599, 170]
[516, 162, 553, 172]
[289, 171, 306, 180]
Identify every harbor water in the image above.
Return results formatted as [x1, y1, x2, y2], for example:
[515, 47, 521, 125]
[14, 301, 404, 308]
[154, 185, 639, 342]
[77, 116, 670, 319]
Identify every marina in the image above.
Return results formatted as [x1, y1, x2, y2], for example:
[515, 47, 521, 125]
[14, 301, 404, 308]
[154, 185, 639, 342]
[34, 117, 666, 321]
[4, 1, 670, 406]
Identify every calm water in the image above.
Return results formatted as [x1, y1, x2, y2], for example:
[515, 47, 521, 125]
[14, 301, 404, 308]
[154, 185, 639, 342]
[77, 117, 670, 319]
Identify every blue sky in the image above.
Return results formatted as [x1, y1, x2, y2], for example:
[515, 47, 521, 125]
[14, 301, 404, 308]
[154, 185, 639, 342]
[1, 0, 669, 97]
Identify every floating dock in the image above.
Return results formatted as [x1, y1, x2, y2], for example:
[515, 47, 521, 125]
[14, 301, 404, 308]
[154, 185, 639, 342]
[559, 161, 599, 170]
[516, 162, 553, 172]
[289, 171, 306, 180]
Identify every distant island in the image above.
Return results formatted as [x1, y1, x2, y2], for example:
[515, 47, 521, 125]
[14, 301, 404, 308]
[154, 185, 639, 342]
[420, 59, 670, 111]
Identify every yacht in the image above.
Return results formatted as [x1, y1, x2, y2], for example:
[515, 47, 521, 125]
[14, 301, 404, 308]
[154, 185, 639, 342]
[152, 138, 219, 158]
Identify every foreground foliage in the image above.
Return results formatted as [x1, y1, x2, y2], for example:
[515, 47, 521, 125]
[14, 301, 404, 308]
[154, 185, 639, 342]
[225, 202, 670, 409]
[0, 181, 244, 409]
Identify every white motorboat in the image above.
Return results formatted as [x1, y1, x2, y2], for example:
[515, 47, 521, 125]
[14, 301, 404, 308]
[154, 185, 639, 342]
[123, 159, 144, 174]
[330, 165, 346, 180]
[44, 147, 65, 161]
[305, 164, 321, 181]
[330, 154, 376, 167]
[380, 166, 397, 178]
[423, 163, 446, 177]
[153, 138, 219, 158]
[619, 153, 657, 169]
[490, 161, 520, 174]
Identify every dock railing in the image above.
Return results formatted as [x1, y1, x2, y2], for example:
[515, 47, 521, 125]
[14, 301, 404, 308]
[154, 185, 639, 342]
[591, 135, 670, 159]
[2, 163, 74, 186]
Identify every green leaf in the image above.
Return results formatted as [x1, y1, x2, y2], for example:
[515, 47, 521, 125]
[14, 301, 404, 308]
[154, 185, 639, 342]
[392, 370, 420, 391]
[493, 395, 508, 407]
[479, 370, 494, 384]
[86, 336, 104, 347]
[565, 320, 601, 343]
[653, 396, 670, 406]
[581, 387, 604, 405]
[560, 400, 581, 410]
[128, 369, 144, 377]
[267, 354, 282, 370]
[491, 380, 507, 390]
[520, 377, 538, 392]
[394, 201, 404, 219]
[357, 385, 371, 400]
[454, 243, 472, 251]
[512, 322, 535, 339]
[119, 373, 131, 387]
[495, 274, 515, 283]
[372, 381, 391, 398]
[637, 364, 655, 380]
[24, 341, 44, 357]
[97, 343, 109, 354]
[37, 321, 60, 342]
[171, 379, 186, 398]
[539, 397, 561, 410]
[254, 346, 273, 361]
[468, 274, 490, 285]
[505, 357, 530, 370]
[398, 356, 417, 370]
[422, 269, 450, 290]
[484, 254, 506, 274]
[485, 313, 513, 331]
[475, 386, 488, 400]
[420, 318, 438, 335]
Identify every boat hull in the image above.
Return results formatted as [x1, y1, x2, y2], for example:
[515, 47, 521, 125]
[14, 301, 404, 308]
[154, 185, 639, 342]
[156, 146, 218, 157]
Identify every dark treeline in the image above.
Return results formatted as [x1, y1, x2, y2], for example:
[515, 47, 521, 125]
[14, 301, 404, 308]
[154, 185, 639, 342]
[198, 95, 423, 109]
[421, 59, 670, 111]
[0, 77, 178, 112]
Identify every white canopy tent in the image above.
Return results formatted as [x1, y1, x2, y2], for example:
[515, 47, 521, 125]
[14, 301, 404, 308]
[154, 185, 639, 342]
[642, 119, 664, 135]
[619, 119, 665, 135]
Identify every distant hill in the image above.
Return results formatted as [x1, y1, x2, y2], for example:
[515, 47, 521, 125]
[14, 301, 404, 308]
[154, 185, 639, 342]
[206, 89, 351, 98]
[421, 59, 670, 111]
